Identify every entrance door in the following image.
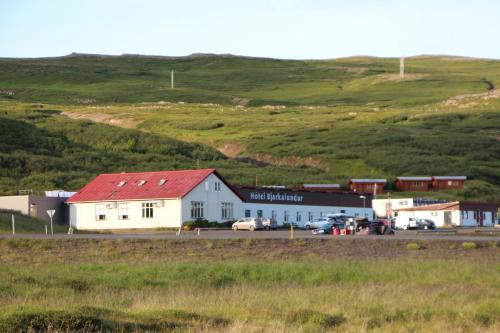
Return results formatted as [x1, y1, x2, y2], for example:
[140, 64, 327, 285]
[444, 211, 452, 226]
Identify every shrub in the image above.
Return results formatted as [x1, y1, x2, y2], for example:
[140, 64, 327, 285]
[461, 242, 478, 250]
[0, 310, 105, 333]
[406, 243, 421, 250]
[285, 310, 345, 329]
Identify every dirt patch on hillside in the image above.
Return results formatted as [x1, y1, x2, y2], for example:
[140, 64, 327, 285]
[443, 89, 500, 107]
[218, 142, 246, 157]
[62, 112, 142, 129]
[251, 153, 330, 171]
[373, 73, 427, 82]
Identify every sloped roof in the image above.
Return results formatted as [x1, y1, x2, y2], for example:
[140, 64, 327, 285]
[67, 169, 226, 203]
[433, 176, 467, 180]
[396, 176, 432, 181]
[349, 179, 387, 183]
[396, 201, 459, 212]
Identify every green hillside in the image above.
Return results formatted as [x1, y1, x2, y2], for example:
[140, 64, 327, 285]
[0, 54, 499, 201]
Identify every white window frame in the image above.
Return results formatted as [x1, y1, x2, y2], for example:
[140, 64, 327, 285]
[272, 210, 277, 221]
[221, 202, 234, 220]
[245, 209, 251, 218]
[191, 201, 204, 219]
[257, 210, 263, 218]
[308, 212, 313, 222]
[142, 202, 154, 219]
[214, 181, 221, 191]
[95, 204, 106, 221]
[296, 211, 302, 223]
[118, 203, 129, 220]
[284, 210, 290, 222]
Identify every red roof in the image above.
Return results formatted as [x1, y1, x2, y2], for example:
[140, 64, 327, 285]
[68, 169, 220, 203]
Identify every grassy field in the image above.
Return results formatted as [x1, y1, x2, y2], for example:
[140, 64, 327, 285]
[0, 209, 67, 234]
[0, 54, 499, 201]
[0, 238, 499, 332]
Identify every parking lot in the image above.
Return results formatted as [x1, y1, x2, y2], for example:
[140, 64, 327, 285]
[1, 228, 499, 241]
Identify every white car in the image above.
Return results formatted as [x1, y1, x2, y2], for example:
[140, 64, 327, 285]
[232, 218, 263, 231]
[304, 218, 330, 230]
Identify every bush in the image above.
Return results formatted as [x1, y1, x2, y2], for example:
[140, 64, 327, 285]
[182, 219, 234, 230]
[462, 242, 478, 250]
[285, 310, 345, 329]
[0, 310, 105, 333]
[406, 243, 421, 250]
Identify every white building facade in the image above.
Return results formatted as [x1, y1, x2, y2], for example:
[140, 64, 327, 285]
[395, 201, 498, 227]
[237, 187, 373, 225]
[67, 169, 243, 230]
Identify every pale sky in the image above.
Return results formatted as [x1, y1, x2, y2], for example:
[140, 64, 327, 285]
[1, 0, 499, 59]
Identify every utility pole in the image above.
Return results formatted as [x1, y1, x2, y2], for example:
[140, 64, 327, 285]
[400, 57, 405, 80]
[171, 70, 175, 89]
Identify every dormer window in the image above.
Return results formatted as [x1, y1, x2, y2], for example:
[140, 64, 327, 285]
[138, 180, 147, 186]
[117, 181, 126, 187]
[158, 179, 167, 186]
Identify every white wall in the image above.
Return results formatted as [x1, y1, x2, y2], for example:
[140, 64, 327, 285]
[0, 195, 29, 215]
[372, 198, 414, 218]
[69, 199, 181, 230]
[181, 173, 243, 222]
[242, 202, 372, 225]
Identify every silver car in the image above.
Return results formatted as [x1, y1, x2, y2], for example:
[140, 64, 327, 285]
[232, 218, 263, 231]
[304, 218, 330, 230]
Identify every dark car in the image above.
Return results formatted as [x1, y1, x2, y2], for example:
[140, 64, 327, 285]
[415, 218, 436, 230]
[311, 222, 345, 235]
[356, 219, 394, 235]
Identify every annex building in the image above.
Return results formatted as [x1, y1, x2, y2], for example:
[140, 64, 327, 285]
[67, 169, 373, 230]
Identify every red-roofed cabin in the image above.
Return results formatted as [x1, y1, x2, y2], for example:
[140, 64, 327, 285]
[349, 179, 387, 195]
[432, 176, 466, 190]
[395, 177, 432, 192]
[67, 169, 244, 230]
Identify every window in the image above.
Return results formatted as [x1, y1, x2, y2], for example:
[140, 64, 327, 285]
[284, 210, 290, 222]
[245, 209, 251, 218]
[191, 201, 204, 219]
[138, 180, 147, 186]
[272, 210, 277, 221]
[308, 212, 314, 222]
[399, 200, 408, 206]
[257, 210, 263, 218]
[117, 181, 126, 187]
[214, 181, 221, 191]
[118, 203, 128, 220]
[158, 179, 167, 186]
[320, 212, 325, 218]
[142, 202, 154, 218]
[431, 211, 438, 216]
[296, 211, 302, 223]
[95, 204, 106, 220]
[221, 202, 234, 219]
[340, 210, 346, 214]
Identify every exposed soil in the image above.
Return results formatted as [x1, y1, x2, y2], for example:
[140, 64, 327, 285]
[62, 112, 142, 128]
[443, 89, 500, 107]
[218, 142, 246, 157]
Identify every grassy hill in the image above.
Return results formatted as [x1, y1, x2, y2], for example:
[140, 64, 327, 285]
[0, 209, 67, 233]
[0, 54, 499, 201]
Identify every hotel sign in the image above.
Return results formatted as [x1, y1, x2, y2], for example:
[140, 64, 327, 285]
[237, 187, 370, 208]
[250, 191, 304, 203]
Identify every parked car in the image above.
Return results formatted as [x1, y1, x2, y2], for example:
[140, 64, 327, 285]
[415, 218, 436, 230]
[232, 218, 263, 231]
[262, 218, 278, 230]
[312, 222, 345, 235]
[304, 218, 330, 229]
[395, 217, 436, 230]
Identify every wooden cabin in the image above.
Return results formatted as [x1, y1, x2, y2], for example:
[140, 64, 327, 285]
[349, 179, 387, 195]
[394, 177, 432, 192]
[432, 176, 466, 190]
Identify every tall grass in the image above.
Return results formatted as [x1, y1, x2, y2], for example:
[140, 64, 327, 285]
[1, 260, 499, 332]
